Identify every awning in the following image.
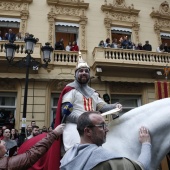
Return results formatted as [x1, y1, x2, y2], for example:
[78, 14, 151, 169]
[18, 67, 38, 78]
[160, 32, 170, 37]
[55, 22, 79, 27]
[111, 27, 132, 33]
[0, 17, 21, 23]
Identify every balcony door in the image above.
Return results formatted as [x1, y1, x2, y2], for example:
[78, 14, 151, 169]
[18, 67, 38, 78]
[55, 22, 79, 49]
[111, 27, 132, 43]
[0, 17, 20, 40]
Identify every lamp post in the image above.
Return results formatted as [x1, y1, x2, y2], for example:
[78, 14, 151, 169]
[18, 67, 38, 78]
[5, 35, 54, 145]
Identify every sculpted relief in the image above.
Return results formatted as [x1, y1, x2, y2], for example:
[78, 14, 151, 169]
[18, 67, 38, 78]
[159, 1, 170, 14]
[0, 2, 28, 11]
[54, 6, 81, 16]
[114, 0, 126, 8]
[151, 1, 170, 43]
[102, 0, 140, 42]
[47, 1, 89, 50]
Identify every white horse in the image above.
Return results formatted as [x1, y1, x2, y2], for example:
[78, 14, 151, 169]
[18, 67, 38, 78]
[103, 97, 170, 170]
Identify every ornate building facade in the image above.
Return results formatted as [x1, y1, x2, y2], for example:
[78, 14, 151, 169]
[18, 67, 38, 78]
[0, 0, 170, 167]
[0, 0, 170, 168]
[0, 0, 170, 128]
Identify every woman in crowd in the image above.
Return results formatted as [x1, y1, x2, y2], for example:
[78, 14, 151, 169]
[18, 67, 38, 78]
[15, 32, 24, 41]
[10, 128, 19, 144]
[98, 40, 105, 47]
[70, 41, 79, 51]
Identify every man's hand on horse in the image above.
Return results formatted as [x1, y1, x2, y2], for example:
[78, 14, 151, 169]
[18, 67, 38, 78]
[139, 126, 151, 144]
[115, 103, 122, 111]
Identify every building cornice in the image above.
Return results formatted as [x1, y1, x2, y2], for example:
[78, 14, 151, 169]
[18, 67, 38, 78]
[47, 0, 89, 9]
[0, 0, 32, 3]
[101, 5, 140, 16]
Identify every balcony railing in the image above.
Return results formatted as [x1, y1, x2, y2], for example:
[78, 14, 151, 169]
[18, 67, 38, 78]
[0, 41, 78, 67]
[0, 40, 41, 60]
[93, 47, 170, 66]
[53, 50, 78, 65]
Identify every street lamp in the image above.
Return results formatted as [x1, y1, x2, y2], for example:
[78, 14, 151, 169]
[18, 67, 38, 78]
[5, 34, 54, 145]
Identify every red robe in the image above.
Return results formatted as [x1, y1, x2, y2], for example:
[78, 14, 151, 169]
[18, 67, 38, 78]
[18, 86, 73, 170]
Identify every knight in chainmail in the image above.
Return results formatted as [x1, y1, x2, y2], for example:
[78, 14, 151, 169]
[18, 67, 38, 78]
[59, 53, 122, 151]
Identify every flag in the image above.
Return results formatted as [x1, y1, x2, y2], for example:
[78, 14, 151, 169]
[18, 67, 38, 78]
[155, 81, 170, 99]
[155, 81, 170, 170]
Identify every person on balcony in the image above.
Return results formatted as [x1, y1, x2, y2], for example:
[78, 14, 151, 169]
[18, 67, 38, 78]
[15, 32, 24, 41]
[164, 43, 170, 53]
[143, 41, 152, 51]
[24, 32, 29, 39]
[70, 41, 79, 51]
[156, 43, 165, 53]
[55, 38, 65, 50]
[5, 29, 16, 43]
[121, 36, 132, 49]
[98, 40, 105, 47]
[111, 38, 118, 48]
[136, 43, 143, 50]
[104, 38, 111, 48]
[66, 42, 72, 51]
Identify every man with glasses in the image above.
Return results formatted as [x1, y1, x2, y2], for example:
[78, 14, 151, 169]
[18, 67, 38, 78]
[60, 111, 151, 170]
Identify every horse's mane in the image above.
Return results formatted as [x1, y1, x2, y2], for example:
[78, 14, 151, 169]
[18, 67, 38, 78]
[103, 98, 170, 170]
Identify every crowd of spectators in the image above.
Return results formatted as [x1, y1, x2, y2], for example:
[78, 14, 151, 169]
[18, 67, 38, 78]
[0, 29, 37, 43]
[0, 120, 54, 157]
[55, 38, 79, 52]
[1, 29, 170, 54]
[98, 36, 170, 53]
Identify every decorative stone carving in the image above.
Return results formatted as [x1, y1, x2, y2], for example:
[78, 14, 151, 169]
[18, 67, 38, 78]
[0, 80, 16, 90]
[110, 13, 137, 22]
[47, 0, 88, 8]
[0, 2, 29, 11]
[0, 1, 30, 39]
[55, 6, 80, 16]
[113, 0, 127, 8]
[150, 1, 170, 44]
[104, 17, 112, 39]
[159, 1, 170, 15]
[132, 22, 140, 43]
[47, 7, 56, 44]
[47, 1, 89, 50]
[101, 0, 140, 42]
[0, 0, 32, 2]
